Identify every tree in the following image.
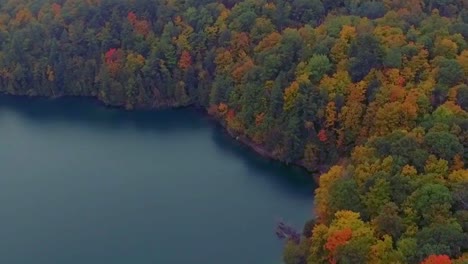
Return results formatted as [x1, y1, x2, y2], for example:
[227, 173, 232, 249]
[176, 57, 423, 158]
[456, 85, 468, 110]
[421, 255, 452, 264]
[283, 239, 308, 264]
[239, 79, 267, 129]
[383, 48, 402, 68]
[229, 4, 256, 32]
[374, 203, 404, 240]
[209, 75, 233, 105]
[434, 38, 458, 59]
[283, 81, 300, 112]
[327, 211, 376, 264]
[409, 184, 453, 222]
[335, 237, 374, 264]
[250, 17, 275, 42]
[416, 223, 466, 260]
[290, 0, 324, 26]
[178, 50, 192, 70]
[307, 54, 332, 83]
[315, 166, 345, 222]
[358, 2, 387, 19]
[303, 143, 319, 170]
[457, 50, 468, 76]
[329, 179, 366, 218]
[364, 178, 391, 218]
[424, 131, 463, 161]
[437, 59, 464, 86]
[348, 34, 384, 82]
[369, 235, 404, 264]
[324, 228, 353, 264]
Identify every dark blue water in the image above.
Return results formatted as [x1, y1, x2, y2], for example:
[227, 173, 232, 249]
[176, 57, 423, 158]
[0, 96, 314, 264]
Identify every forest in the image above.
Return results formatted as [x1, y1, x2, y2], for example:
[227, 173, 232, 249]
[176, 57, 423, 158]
[0, 0, 466, 263]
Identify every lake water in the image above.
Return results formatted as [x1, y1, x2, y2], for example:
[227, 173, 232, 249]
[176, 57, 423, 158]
[0, 96, 314, 264]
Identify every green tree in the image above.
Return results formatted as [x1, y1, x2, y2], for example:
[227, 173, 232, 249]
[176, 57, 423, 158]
[374, 203, 404, 240]
[348, 34, 384, 82]
[307, 54, 332, 83]
[437, 59, 464, 86]
[424, 131, 463, 161]
[329, 179, 367, 218]
[416, 223, 466, 260]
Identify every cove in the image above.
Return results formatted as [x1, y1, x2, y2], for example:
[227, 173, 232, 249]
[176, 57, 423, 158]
[0, 95, 314, 264]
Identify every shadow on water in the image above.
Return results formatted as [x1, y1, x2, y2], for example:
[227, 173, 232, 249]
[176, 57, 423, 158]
[0, 95, 315, 196]
[210, 126, 316, 197]
[0, 95, 205, 131]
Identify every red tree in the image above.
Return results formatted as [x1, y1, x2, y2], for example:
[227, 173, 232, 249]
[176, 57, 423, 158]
[105, 48, 118, 64]
[325, 228, 353, 264]
[178, 50, 192, 70]
[127, 12, 150, 36]
[318, 129, 328, 142]
[227, 109, 236, 120]
[51, 3, 61, 17]
[104, 48, 123, 76]
[127, 12, 137, 25]
[421, 255, 452, 264]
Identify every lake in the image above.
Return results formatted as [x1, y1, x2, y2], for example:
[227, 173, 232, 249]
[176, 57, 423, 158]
[0, 96, 314, 264]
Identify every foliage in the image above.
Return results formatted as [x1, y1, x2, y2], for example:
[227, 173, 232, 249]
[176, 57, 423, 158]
[0, 1, 466, 263]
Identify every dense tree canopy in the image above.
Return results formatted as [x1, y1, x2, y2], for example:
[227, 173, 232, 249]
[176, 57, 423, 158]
[0, 0, 466, 263]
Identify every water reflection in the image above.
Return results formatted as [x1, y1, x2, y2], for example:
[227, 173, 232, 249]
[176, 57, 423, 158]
[0, 95, 315, 197]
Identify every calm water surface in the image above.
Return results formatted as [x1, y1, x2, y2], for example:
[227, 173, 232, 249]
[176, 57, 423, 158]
[0, 96, 314, 264]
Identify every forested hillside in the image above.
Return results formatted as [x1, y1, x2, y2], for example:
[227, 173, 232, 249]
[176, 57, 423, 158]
[0, 0, 466, 263]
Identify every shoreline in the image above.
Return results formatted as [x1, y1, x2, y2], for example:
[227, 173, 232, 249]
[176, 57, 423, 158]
[0, 92, 322, 183]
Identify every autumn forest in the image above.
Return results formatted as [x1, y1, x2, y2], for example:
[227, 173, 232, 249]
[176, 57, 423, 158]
[0, 0, 467, 263]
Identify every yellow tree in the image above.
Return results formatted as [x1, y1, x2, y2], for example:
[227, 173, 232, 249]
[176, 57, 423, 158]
[320, 70, 351, 99]
[374, 25, 406, 48]
[283, 81, 299, 112]
[308, 224, 330, 263]
[372, 102, 404, 136]
[330, 25, 356, 67]
[338, 81, 367, 145]
[254, 32, 282, 53]
[174, 16, 194, 51]
[125, 52, 145, 73]
[401, 47, 431, 83]
[369, 235, 404, 264]
[434, 37, 458, 59]
[325, 101, 337, 129]
[12, 7, 33, 26]
[214, 49, 233, 74]
[315, 166, 345, 223]
[354, 156, 394, 188]
[325, 211, 376, 263]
